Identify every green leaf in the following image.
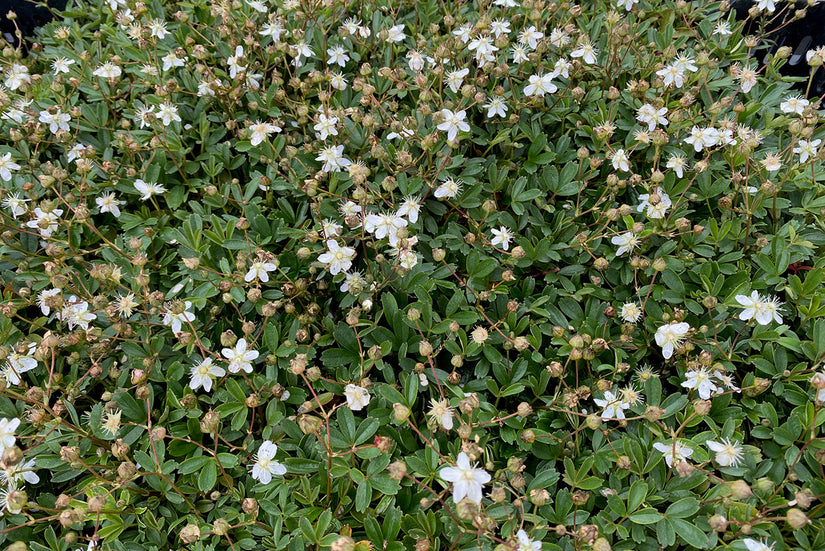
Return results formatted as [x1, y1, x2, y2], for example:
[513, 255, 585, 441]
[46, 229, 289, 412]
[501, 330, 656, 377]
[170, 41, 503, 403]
[197, 459, 218, 492]
[669, 517, 708, 548]
[629, 508, 664, 525]
[666, 497, 700, 518]
[628, 480, 648, 512]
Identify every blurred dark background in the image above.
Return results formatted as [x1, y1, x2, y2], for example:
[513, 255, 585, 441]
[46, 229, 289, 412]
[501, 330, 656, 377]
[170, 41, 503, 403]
[732, 0, 825, 96]
[0, 0, 67, 48]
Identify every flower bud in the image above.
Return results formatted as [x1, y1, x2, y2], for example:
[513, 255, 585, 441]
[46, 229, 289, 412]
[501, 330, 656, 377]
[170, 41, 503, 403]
[708, 514, 728, 532]
[179, 524, 200, 544]
[729, 480, 752, 500]
[786, 508, 809, 529]
[393, 403, 411, 422]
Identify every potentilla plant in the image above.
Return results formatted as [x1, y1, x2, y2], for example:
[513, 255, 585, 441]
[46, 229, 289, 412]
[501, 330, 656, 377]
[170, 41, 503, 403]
[0, 0, 824, 550]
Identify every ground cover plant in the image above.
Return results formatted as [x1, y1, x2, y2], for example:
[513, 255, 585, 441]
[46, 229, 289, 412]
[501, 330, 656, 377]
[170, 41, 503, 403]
[1, 0, 825, 549]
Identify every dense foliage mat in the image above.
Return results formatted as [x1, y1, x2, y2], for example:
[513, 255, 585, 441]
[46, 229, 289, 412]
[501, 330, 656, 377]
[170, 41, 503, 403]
[1, 0, 825, 550]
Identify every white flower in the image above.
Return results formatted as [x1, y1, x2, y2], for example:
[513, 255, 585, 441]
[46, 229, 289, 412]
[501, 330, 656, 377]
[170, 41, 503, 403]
[549, 28, 569, 48]
[616, 0, 638, 10]
[313, 114, 339, 140]
[794, 139, 820, 163]
[26, 208, 63, 238]
[161, 52, 186, 72]
[490, 19, 511, 38]
[247, 0, 268, 13]
[316, 145, 351, 173]
[434, 178, 462, 199]
[524, 73, 557, 97]
[611, 231, 639, 256]
[386, 24, 406, 43]
[468, 36, 498, 64]
[427, 398, 454, 430]
[439, 452, 491, 504]
[249, 120, 282, 146]
[666, 154, 688, 178]
[637, 187, 672, 219]
[327, 46, 350, 67]
[611, 148, 630, 172]
[189, 357, 226, 392]
[318, 240, 356, 275]
[657, 63, 685, 88]
[516, 529, 542, 551]
[446, 68, 470, 94]
[134, 179, 167, 200]
[653, 440, 693, 467]
[594, 390, 630, 419]
[259, 21, 285, 41]
[743, 539, 774, 551]
[226, 45, 247, 78]
[706, 438, 744, 467]
[490, 226, 514, 251]
[781, 95, 809, 115]
[94, 192, 122, 217]
[162, 301, 195, 333]
[344, 384, 370, 411]
[493, 0, 519, 6]
[735, 291, 783, 325]
[681, 367, 719, 399]
[250, 441, 287, 484]
[114, 293, 139, 318]
[0, 458, 39, 489]
[396, 196, 422, 223]
[148, 18, 169, 39]
[571, 41, 598, 64]
[621, 302, 643, 323]
[2, 193, 28, 219]
[156, 102, 181, 126]
[636, 103, 668, 131]
[39, 108, 71, 134]
[37, 288, 61, 316]
[714, 370, 740, 393]
[482, 97, 508, 118]
[330, 73, 348, 90]
[245, 259, 279, 282]
[4, 64, 30, 90]
[654, 321, 690, 359]
[93, 62, 122, 79]
[437, 109, 470, 141]
[512, 45, 529, 64]
[340, 271, 366, 293]
[713, 21, 732, 36]
[0, 419, 20, 454]
[674, 54, 698, 73]
[52, 57, 75, 74]
[0, 153, 21, 182]
[222, 338, 259, 374]
[737, 65, 758, 93]
[452, 24, 472, 43]
[684, 126, 720, 152]
[519, 26, 543, 49]
[551, 58, 571, 79]
[59, 296, 96, 331]
[407, 50, 425, 72]
[365, 212, 408, 246]
[755, 0, 775, 13]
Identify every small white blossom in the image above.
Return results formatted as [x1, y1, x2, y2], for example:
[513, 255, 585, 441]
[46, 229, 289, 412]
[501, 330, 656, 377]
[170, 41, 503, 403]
[316, 145, 351, 172]
[681, 367, 719, 399]
[162, 301, 195, 333]
[611, 231, 639, 256]
[653, 440, 693, 467]
[189, 358, 226, 392]
[490, 226, 514, 251]
[571, 40, 598, 64]
[250, 441, 287, 484]
[437, 109, 470, 141]
[655, 321, 690, 359]
[344, 384, 370, 411]
[434, 178, 462, 199]
[735, 291, 783, 325]
[439, 452, 491, 504]
[222, 338, 259, 374]
[706, 438, 744, 467]
[0, 153, 21, 182]
[245, 259, 279, 283]
[794, 139, 821, 163]
[134, 179, 167, 200]
[96, 192, 123, 217]
[318, 240, 356, 275]
[637, 187, 672, 219]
